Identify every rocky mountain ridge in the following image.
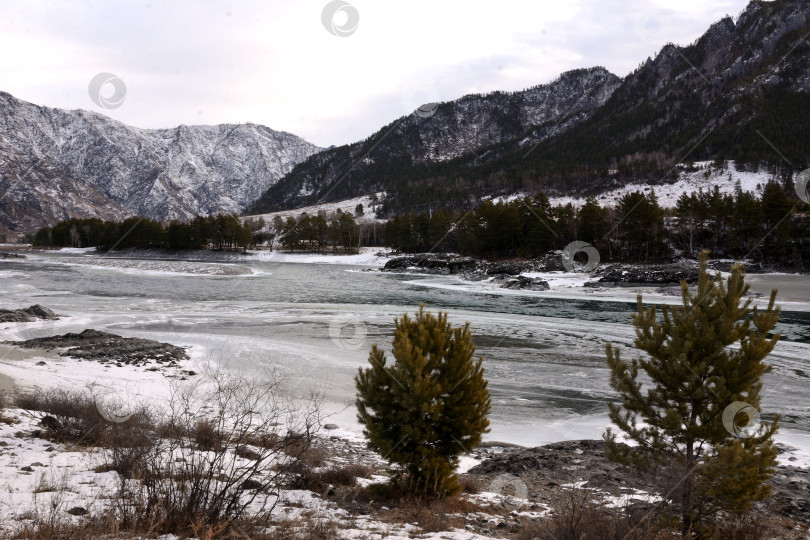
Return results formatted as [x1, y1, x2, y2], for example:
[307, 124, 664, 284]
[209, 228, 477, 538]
[0, 92, 321, 234]
[251, 0, 810, 216]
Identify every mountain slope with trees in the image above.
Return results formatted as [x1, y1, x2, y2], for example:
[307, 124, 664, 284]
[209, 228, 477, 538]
[248, 67, 621, 213]
[252, 0, 810, 217]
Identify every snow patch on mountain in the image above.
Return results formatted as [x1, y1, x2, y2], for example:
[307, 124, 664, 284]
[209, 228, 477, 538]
[547, 161, 776, 209]
[245, 193, 386, 223]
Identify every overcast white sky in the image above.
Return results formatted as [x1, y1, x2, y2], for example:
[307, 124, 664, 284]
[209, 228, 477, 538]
[0, 0, 752, 147]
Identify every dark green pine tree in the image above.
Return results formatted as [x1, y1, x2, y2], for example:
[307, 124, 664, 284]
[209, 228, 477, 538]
[355, 306, 491, 496]
[604, 253, 780, 535]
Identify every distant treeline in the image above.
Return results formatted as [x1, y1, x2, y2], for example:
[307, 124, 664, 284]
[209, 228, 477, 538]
[33, 209, 387, 253]
[34, 214, 256, 251]
[262, 210, 385, 253]
[384, 182, 810, 266]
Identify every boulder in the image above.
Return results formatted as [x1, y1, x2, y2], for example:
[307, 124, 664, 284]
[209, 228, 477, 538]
[501, 276, 550, 291]
[0, 304, 59, 323]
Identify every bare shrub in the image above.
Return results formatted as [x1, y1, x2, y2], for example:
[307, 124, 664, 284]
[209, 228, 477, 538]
[191, 417, 225, 451]
[12, 369, 320, 539]
[104, 409, 157, 479]
[288, 463, 372, 492]
[11, 510, 125, 540]
[0, 389, 13, 424]
[15, 388, 107, 445]
[119, 369, 321, 536]
[458, 475, 480, 494]
[706, 510, 775, 540]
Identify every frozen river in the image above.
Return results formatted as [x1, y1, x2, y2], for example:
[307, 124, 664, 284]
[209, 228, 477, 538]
[1, 250, 809, 449]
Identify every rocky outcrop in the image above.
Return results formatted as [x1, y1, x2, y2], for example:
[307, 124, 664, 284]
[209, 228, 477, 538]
[17, 329, 188, 368]
[0, 305, 59, 323]
[383, 253, 555, 291]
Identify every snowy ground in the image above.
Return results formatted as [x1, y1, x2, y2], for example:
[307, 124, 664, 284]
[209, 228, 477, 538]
[0, 340, 519, 539]
[0, 404, 505, 539]
[248, 246, 392, 268]
[242, 193, 387, 224]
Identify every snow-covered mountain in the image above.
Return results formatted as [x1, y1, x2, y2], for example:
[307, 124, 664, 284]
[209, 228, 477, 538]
[249, 67, 622, 213]
[0, 91, 321, 234]
[251, 0, 810, 218]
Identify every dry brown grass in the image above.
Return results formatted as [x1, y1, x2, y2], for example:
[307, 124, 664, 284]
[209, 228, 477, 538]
[13, 388, 154, 449]
[287, 462, 374, 492]
[336, 482, 492, 534]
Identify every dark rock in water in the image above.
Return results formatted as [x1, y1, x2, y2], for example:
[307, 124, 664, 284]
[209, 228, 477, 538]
[383, 256, 476, 275]
[486, 262, 526, 276]
[17, 328, 188, 368]
[500, 276, 550, 291]
[592, 263, 699, 286]
[0, 252, 25, 259]
[447, 258, 478, 273]
[66, 507, 88, 516]
[383, 257, 414, 271]
[0, 304, 59, 323]
[323, 424, 339, 430]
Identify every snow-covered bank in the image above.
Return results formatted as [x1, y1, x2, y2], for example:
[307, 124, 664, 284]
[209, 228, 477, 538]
[14, 246, 393, 276]
[1, 338, 808, 470]
[249, 247, 391, 267]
